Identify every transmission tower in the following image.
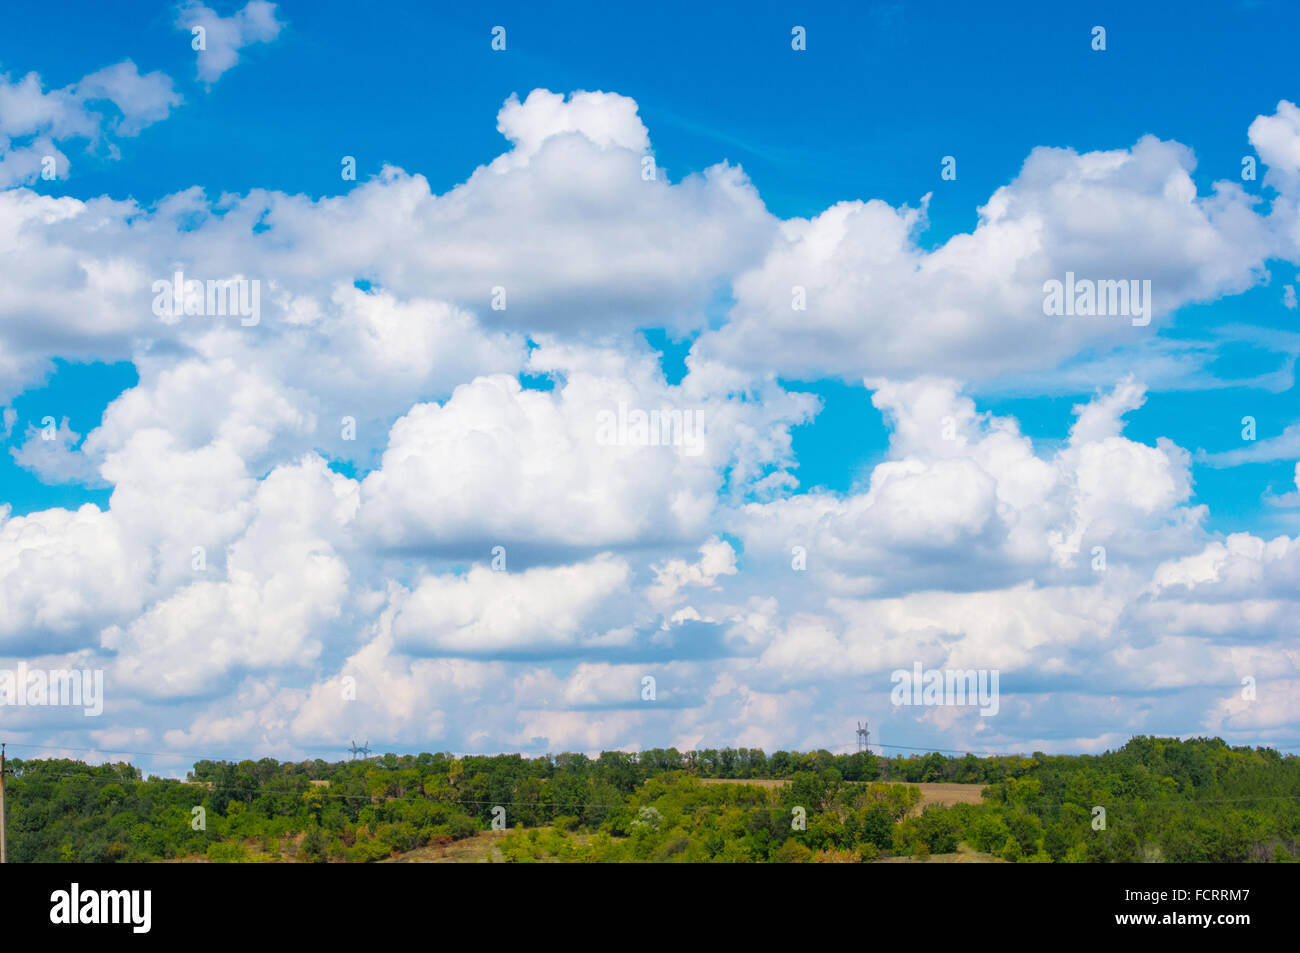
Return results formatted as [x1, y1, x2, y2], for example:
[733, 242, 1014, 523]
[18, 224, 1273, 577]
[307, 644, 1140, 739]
[856, 721, 870, 754]
[347, 739, 372, 760]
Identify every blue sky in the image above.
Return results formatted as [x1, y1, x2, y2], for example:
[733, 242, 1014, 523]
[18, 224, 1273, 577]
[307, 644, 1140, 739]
[1, 1, 1297, 771]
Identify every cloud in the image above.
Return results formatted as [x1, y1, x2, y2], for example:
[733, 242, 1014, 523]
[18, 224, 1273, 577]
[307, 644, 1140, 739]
[0, 503, 144, 651]
[693, 136, 1272, 382]
[10, 417, 105, 486]
[175, 0, 284, 84]
[1136, 532, 1300, 643]
[100, 455, 357, 699]
[648, 537, 738, 608]
[0, 62, 181, 186]
[729, 378, 1200, 603]
[391, 555, 636, 657]
[1199, 421, 1300, 467]
[0, 90, 772, 400]
[493, 89, 650, 166]
[356, 344, 815, 557]
[1248, 99, 1300, 193]
[73, 61, 185, 136]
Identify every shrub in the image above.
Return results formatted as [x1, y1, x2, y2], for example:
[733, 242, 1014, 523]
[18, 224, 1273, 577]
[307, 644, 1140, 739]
[206, 841, 250, 863]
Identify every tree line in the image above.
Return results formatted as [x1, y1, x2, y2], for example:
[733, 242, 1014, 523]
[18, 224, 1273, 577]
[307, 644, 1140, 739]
[4, 736, 1296, 862]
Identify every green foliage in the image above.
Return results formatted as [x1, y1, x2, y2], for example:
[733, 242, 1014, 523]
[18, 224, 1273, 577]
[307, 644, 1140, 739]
[206, 841, 251, 863]
[774, 839, 813, 863]
[6, 736, 1297, 863]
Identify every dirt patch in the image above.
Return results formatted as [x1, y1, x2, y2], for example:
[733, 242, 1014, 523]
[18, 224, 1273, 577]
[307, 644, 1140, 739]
[875, 842, 1004, 863]
[382, 830, 511, 863]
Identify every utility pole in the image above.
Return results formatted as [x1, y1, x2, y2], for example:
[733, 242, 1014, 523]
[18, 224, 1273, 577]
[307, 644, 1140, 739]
[1, 742, 7, 863]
